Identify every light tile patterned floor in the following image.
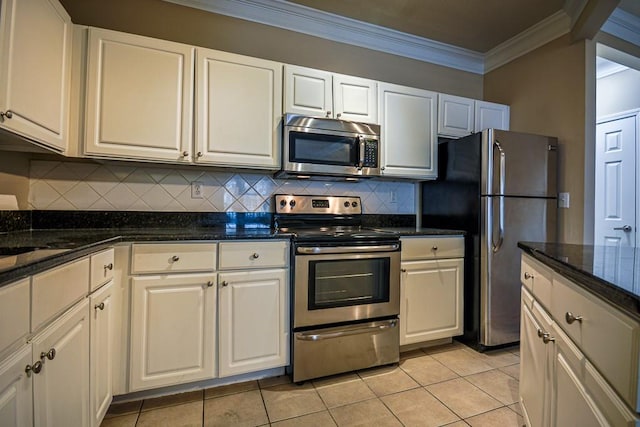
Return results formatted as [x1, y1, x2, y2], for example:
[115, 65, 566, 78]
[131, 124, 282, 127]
[101, 342, 522, 427]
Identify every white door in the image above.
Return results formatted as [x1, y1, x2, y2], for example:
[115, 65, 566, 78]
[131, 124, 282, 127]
[400, 258, 463, 344]
[130, 274, 216, 391]
[0, 344, 33, 427]
[378, 82, 437, 179]
[33, 300, 90, 427]
[0, 0, 71, 151]
[90, 282, 113, 427]
[333, 73, 377, 123]
[84, 28, 194, 162]
[218, 269, 288, 377]
[594, 115, 637, 248]
[195, 48, 282, 168]
[283, 65, 332, 117]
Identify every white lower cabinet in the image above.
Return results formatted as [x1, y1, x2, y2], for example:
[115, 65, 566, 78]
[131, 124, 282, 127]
[218, 268, 288, 377]
[130, 273, 217, 391]
[90, 281, 114, 427]
[32, 299, 91, 427]
[0, 344, 33, 426]
[399, 236, 464, 346]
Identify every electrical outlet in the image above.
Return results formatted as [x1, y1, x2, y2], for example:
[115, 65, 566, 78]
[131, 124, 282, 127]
[191, 181, 204, 199]
[558, 192, 570, 208]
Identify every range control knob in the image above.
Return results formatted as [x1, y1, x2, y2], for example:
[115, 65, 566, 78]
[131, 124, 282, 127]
[344, 201, 350, 207]
[351, 201, 358, 207]
[289, 200, 296, 208]
[279, 199, 287, 208]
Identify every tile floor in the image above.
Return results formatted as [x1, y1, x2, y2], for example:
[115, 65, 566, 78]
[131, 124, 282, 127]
[101, 341, 522, 427]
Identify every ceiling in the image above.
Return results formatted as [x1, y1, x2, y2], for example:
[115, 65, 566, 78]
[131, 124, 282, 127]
[286, 0, 639, 53]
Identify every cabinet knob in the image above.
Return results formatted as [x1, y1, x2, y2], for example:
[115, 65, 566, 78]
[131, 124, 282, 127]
[221, 281, 229, 287]
[182, 151, 189, 157]
[25, 361, 42, 376]
[206, 281, 214, 287]
[431, 246, 438, 251]
[251, 253, 260, 259]
[104, 263, 113, 272]
[541, 333, 555, 344]
[171, 255, 180, 262]
[537, 328, 544, 338]
[0, 110, 13, 120]
[524, 272, 534, 280]
[95, 302, 105, 311]
[197, 152, 203, 157]
[336, 113, 342, 118]
[41, 348, 56, 361]
[326, 111, 332, 117]
[565, 312, 583, 324]
[401, 268, 407, 273]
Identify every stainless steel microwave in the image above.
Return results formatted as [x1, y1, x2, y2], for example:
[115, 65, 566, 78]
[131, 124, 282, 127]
[278, 114, 380, 179]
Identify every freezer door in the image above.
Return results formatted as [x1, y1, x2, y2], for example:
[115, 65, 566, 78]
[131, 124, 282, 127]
[482, 129, 558, 197]
[480, 196, 557, 347]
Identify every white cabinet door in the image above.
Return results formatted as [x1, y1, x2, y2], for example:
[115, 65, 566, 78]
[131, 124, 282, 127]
[0, 0, 71, 151]
[130, 274, 216, 391]
[84, 28, 194, 162]
[90, 281, 113, 427]
[0, 344, 33, 427]
[195, 48, 282, 168]
[33, 300, 90, 427]
[520, 292, 554, 427]
[400, 258, 463, 345]
[218, 269, 288, 377]
[283, 65, 332, 118]
[475, 100, 510, 132]
[379, 82, 437, 179]
[333, 73, 377, 123]
[438, 94, 474, 137]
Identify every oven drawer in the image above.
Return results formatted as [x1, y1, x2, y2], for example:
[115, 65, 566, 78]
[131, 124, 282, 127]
[401, 236, 464, 260]
[293, 318, 399, 382]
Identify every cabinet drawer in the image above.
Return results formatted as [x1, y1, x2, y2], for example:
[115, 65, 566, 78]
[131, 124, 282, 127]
[32, 258, 90, 332]
[401, 236, 464, 260]
[0, 278, 30, 356]
[551, 274, 640, 411]
[218, 241, 288, 270]
[90, 248, 114, 292]
[131, 243, 217, 274]
[521, 254, 553, 310]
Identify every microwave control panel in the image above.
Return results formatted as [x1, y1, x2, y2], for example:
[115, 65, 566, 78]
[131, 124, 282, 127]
[363, 139, 378, 167]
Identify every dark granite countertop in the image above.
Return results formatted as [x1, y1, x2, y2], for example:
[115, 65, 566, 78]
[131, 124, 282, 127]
[518, 241, 640, 319]
[374, 227, 465, 236]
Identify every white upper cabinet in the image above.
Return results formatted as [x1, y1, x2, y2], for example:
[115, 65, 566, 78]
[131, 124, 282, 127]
[0, 0, 72, 152]
[475, 100, 510, 132]
[378, 82, 437, 179]
[284, 64, 377, 123]
[195, 48, 282, 169]
[84, 28, 195, 162]
[438, 93, 509, 137]
[437, 94, 474, 137]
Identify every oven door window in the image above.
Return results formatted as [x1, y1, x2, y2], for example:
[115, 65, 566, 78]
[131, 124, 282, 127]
[290, 131, 358, 166]
[309, 258, 390, 309]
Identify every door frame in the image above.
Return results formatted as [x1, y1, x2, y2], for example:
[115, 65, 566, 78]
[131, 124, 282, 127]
[595, 108, 640, 247]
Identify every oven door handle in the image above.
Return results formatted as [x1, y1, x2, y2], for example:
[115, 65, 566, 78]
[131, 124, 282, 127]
[295, 319, 398, 341]
[296, 244, 399, 255]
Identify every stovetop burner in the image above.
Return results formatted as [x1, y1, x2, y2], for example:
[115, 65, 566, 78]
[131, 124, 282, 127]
[273, 194, 398, 242]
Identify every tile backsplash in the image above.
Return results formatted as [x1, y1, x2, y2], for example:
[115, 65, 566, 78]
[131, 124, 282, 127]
[29, 160, 416, 214]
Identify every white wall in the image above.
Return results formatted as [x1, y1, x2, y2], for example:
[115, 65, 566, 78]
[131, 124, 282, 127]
[597, 68, 640, 118]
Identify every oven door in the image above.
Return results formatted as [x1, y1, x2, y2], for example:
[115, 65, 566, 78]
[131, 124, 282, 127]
[293, 243, 400, 328]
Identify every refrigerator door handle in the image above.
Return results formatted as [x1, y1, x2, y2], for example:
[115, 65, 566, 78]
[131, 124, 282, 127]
[492, 141, 505, 252]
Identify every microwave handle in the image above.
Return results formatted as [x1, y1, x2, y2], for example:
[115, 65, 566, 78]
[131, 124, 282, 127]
[357, 135, 365, 170]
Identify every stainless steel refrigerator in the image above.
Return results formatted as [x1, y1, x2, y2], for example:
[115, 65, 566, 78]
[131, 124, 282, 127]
[422, 129, 557, 349]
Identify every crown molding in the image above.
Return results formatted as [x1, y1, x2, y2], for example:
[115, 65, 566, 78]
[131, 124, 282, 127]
[164, 0, 484, 74]
[601, 8, 640, 48]
[484, 11, 571, 73]
[563, 0, 590, 26]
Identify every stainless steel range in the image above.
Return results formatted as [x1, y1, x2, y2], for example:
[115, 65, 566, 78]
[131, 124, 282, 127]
[274, 194, 401, 383]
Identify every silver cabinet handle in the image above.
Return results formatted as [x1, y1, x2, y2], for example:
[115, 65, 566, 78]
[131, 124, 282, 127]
[524, 272, 534, 280]
[171, 255, 180, 262]
[95, 302, 105, 311]
[0, 110, 13, 120]
[565, 312, 583, 324]
[614, 225, 632, 232]
[41, 348, 56, 361]
[251, 253, 260, 259]
[25, 361, 42, 376]
[221, 281, 228, 287]
[206, 281, 214, 287]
